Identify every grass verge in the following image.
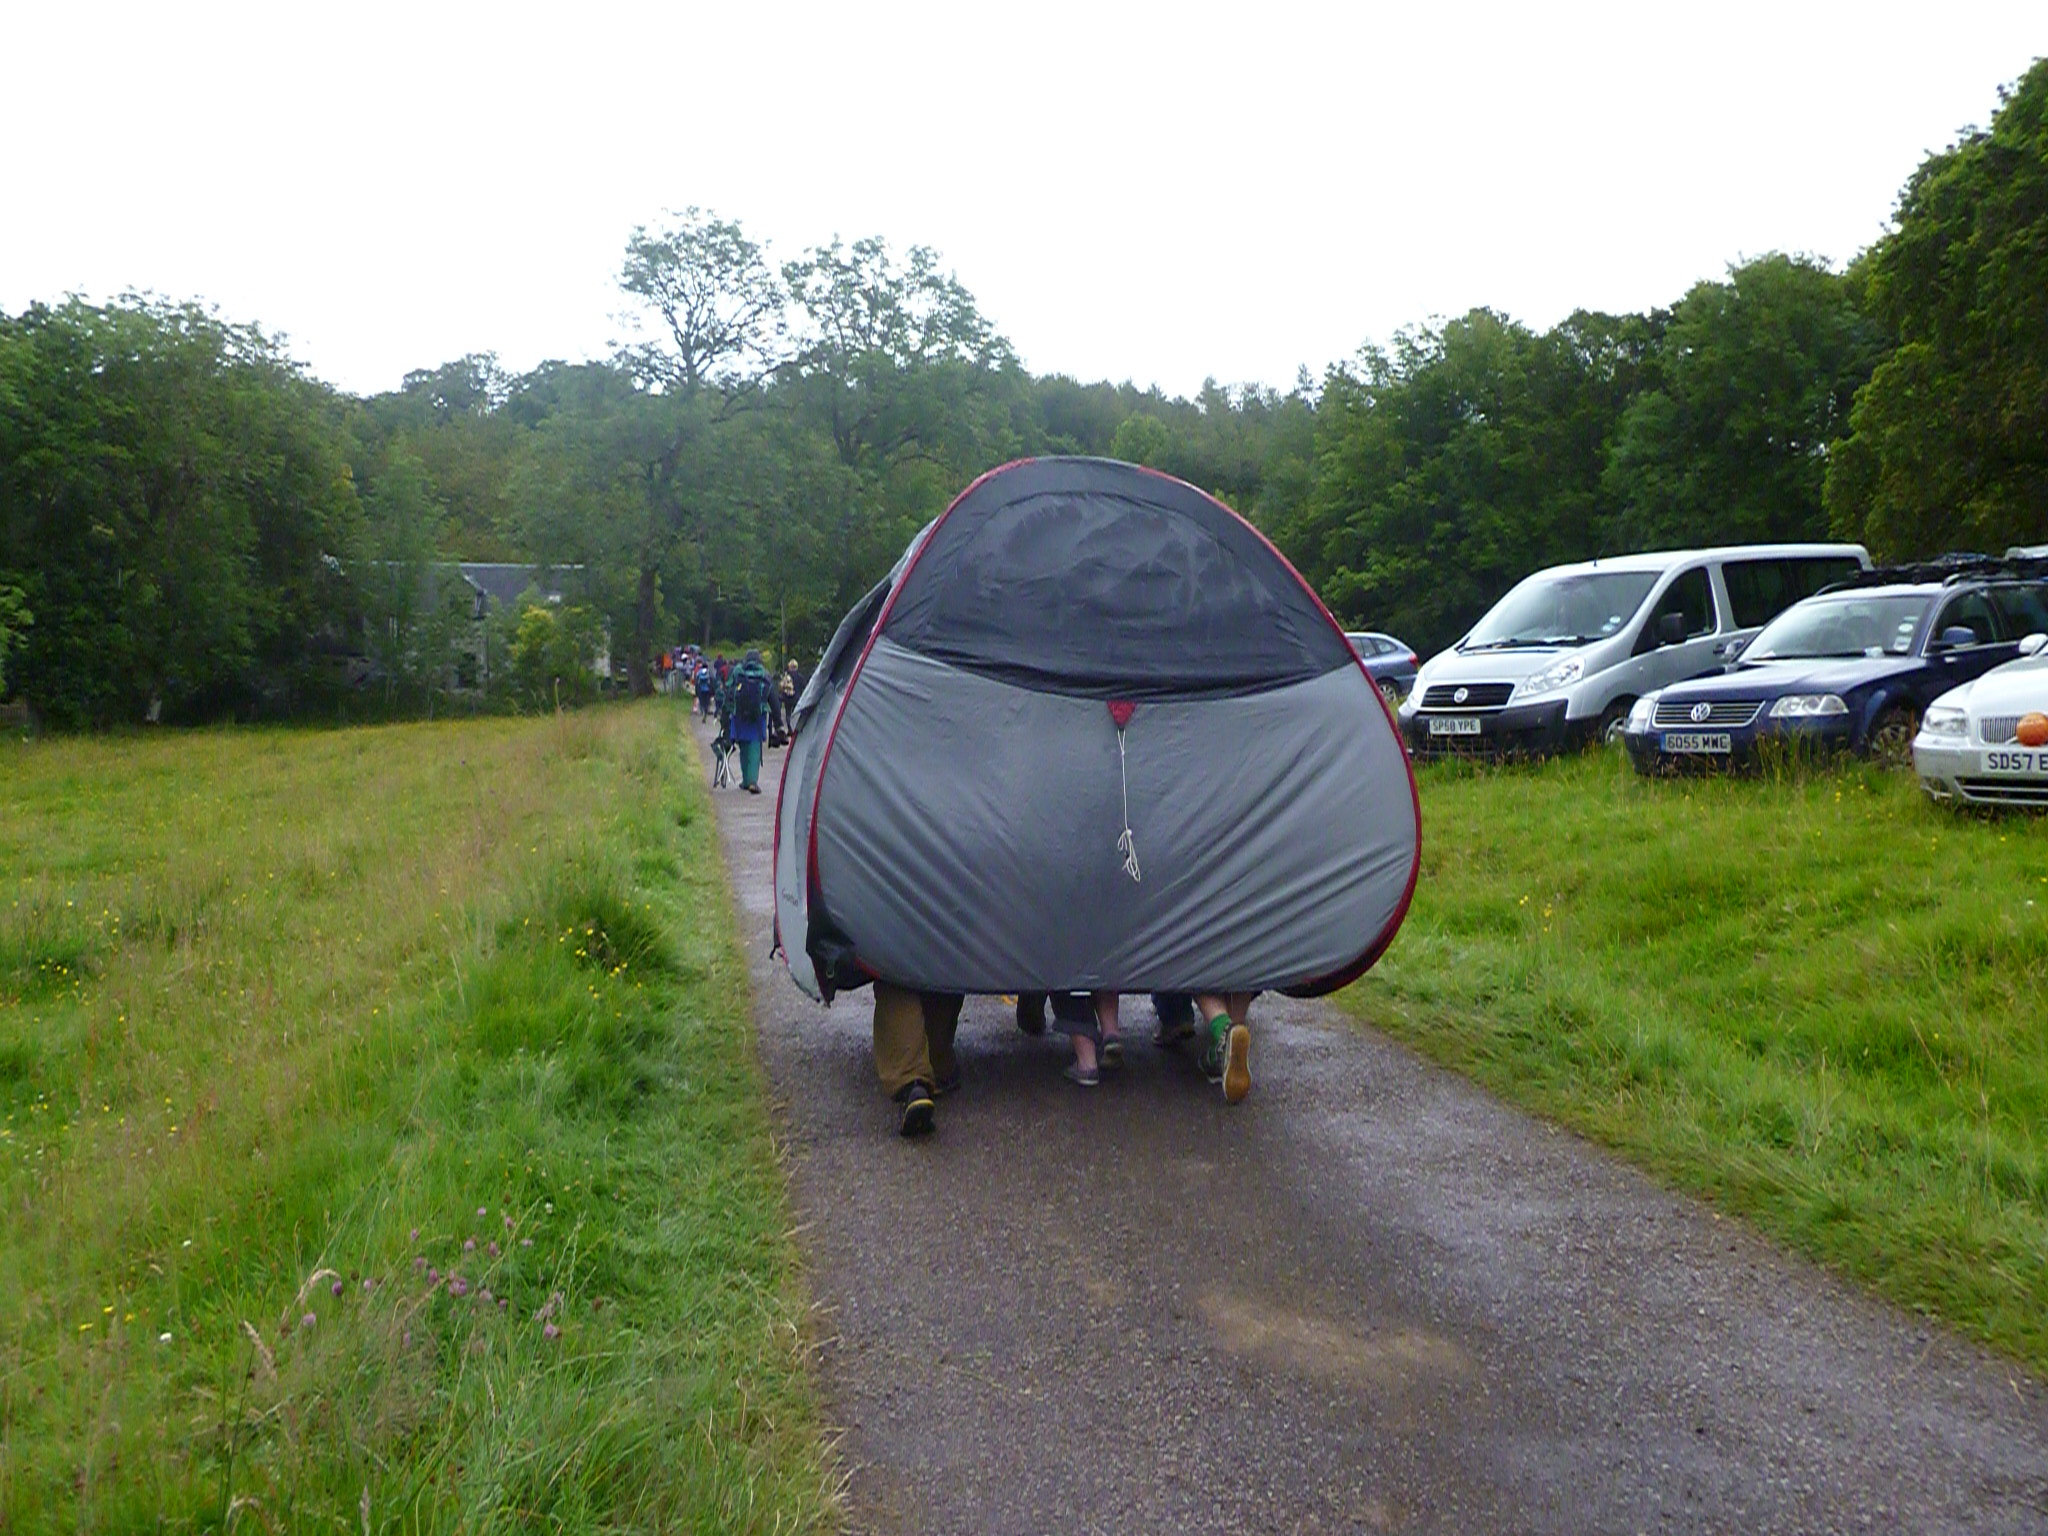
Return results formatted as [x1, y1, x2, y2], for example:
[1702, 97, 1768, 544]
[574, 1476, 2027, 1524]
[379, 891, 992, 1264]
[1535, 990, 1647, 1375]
[1344, 749, 2048, 1374]
[0, 703, 832, 1532]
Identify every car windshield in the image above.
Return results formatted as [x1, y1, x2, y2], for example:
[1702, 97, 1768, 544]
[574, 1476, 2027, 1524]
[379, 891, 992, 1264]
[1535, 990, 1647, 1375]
[1462, 571, 1660, 649]
[1743, 594, 1928, 661]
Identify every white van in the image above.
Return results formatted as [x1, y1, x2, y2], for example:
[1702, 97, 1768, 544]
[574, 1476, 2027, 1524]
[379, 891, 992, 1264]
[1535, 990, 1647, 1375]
[1396, 543, 1871, 754]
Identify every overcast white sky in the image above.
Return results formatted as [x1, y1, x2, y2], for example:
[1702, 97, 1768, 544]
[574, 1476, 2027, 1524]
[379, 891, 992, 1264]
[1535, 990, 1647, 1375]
[4, 2, 2040, 399]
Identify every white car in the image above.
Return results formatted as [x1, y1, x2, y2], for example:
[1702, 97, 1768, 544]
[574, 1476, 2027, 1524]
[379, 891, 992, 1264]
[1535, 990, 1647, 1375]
[1913, 632, 2048, 807]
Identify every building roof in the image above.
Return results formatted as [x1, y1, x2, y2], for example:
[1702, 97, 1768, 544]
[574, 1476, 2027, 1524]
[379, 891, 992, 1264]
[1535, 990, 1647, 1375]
[459, 563, 579, 608]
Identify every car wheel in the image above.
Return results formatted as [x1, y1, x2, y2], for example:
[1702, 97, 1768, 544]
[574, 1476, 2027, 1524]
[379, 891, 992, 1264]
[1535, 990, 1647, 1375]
[1378, 679, 1402, 708]
[1598, 701, 1632, 747]
[1867, 704, 1919, 768]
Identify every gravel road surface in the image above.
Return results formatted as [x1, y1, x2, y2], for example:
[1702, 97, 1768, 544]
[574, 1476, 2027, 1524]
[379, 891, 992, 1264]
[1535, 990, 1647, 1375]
[703, 723, 2048, 1535]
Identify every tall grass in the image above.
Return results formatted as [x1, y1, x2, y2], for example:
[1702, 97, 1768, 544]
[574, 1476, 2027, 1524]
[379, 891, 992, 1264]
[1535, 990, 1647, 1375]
[0, 705, 832, 1531]
[1348, 749, 2048, 1371]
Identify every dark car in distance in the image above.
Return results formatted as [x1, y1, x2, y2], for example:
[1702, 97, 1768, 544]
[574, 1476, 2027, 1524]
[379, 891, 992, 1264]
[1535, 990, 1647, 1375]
[1345, 632, 1420, 705]
[1620, 562, 2048, 772]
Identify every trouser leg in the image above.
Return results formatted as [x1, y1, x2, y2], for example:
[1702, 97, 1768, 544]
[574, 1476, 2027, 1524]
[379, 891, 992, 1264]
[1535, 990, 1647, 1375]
[1048, 991, 1095, 1036]
[738, 739, 762, 787]
[923, 992, 963, 1083]
[873, 981, 934, 1096]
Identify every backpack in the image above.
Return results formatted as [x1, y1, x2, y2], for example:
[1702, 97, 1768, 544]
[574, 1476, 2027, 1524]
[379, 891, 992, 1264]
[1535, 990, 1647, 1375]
[733, 669, 768, 726]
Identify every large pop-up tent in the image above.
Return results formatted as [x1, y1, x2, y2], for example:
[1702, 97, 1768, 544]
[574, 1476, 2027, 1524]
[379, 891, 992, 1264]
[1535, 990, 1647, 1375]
[772, 456, 1419, 1003]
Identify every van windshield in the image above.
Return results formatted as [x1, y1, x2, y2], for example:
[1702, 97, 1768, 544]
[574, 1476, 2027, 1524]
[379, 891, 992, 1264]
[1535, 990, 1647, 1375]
[1461, 571, 1660, 649]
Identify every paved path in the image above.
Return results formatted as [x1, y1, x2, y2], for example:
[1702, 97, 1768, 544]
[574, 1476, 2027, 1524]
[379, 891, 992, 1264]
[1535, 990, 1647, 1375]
[702, 723, 2048, 1535]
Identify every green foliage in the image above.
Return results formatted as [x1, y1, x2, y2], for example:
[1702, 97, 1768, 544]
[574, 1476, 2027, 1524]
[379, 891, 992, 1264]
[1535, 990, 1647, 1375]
[1297, 309, 1648, 654]
[1826, 58, 2048, 558]
[1110, 411, 1171, 467]
[1607, 255, 1883, 548]
[0, 297, 360, 725]
[1349, 752, 2048, 1373]
[0, 582, 29, 694]
[506, 602, 605, 710]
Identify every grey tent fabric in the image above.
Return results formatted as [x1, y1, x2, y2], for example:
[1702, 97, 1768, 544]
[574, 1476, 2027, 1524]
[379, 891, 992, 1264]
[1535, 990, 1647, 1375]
[771, 456, 1420, 1004]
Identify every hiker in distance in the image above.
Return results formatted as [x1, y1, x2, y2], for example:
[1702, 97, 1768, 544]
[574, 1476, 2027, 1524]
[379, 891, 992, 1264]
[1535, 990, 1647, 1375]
[726, 649, 775, 794]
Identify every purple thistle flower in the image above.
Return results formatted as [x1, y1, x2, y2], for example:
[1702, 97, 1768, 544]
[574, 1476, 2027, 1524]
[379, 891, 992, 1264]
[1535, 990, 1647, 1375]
[427, 1267, 439, 1285]
[479, 1288, 493, 1304]
[410, 1227, 419, 1241]
[519, 1238, 532, 1248]
[488, 1241, 500, 1258]
[498, 1298, 508, 1311]
[363, 1278, 377, 1292]
[448, 1276, 468, 1298]
[502, 1214, 513, 1231]
[464, 1238, 476, 1253]
[476, 1206, 487, 1218]
[301, 1312, 317, 1329]
[330, 1280, 344, 1297]
[542, 1322, 560, 1341]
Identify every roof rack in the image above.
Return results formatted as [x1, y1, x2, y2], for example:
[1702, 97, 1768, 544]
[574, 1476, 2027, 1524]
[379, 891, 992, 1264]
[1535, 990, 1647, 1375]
[1819, 552, 2048, 593]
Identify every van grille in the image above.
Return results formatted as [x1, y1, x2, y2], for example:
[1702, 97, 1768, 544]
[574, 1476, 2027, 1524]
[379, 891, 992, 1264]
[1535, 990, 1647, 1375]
[1419, 683, 1514, 711]
[1653, 699, 1763, 729]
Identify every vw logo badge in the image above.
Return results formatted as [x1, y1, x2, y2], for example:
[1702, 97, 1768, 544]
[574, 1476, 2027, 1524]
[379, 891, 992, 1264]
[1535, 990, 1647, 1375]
[1454, 687, 1469, 704]
[1689, 702, 1711, 723]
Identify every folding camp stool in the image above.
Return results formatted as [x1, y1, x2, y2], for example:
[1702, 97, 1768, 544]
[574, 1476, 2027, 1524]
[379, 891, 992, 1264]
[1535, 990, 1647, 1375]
[710, 732, 737, 788]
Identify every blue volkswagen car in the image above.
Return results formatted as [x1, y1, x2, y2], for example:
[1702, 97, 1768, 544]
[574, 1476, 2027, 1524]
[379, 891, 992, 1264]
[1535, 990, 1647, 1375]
[1621, 566, 2048, 772]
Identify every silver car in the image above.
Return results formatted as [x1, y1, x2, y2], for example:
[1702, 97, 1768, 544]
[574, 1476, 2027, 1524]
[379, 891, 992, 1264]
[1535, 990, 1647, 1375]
[1913, 632, 2048, 807]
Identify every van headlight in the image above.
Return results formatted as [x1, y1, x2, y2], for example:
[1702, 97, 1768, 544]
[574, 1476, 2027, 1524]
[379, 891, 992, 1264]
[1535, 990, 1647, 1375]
[1769, 693, 1848, 718]
[1509, 656, 1585, 701]
[1920, 704, 1968, 738]
[1627, 696, 1656, 731]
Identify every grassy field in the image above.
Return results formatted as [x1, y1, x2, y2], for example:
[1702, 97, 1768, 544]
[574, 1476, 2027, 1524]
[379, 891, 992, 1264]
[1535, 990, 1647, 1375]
[0, 705, 831, 1532]
[1345, 748, 2048, 1373]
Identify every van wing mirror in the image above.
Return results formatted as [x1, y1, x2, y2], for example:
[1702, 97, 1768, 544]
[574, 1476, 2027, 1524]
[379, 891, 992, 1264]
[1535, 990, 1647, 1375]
[2020, 631, 2047, 657]
[1654, 612, 1688, 647]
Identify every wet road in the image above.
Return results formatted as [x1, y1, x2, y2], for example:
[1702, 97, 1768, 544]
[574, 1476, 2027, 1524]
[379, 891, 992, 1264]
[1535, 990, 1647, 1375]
[702, 723, 2048, 1534]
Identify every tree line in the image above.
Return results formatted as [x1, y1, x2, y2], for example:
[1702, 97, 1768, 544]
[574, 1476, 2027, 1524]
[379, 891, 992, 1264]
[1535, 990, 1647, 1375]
[3, 59, 2043, 727]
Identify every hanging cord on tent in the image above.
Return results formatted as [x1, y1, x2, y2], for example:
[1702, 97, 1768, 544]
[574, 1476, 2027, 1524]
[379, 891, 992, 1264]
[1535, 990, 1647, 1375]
[1115, 725, 1141, 883]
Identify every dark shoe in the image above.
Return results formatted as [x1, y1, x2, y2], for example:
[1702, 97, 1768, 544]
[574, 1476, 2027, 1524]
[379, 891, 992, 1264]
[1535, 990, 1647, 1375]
[894, 1081, 936, 1136]
[1063, 1061, 1100, 1087]
[1015, 994, 1047, 1036]
[1152, 1016, 1195, 1048]
[1099, 1034, 1124, 1071]
[745, 784, 761, 794]
[1198, 1016, 1230, 1083]
[932, 1065, 961, 1096]
[1222, 1024, 1251, 1104]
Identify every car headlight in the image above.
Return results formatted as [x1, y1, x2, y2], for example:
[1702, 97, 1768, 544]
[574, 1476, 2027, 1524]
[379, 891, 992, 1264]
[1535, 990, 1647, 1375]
[1920, 704, 1968, 738]
[1627, 696, 1656, 730]
[1509, 656, 1585, 701]
[1769, 693, 1849, 719]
